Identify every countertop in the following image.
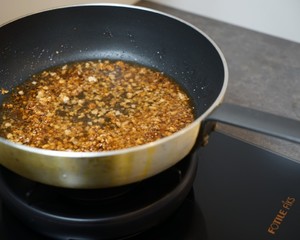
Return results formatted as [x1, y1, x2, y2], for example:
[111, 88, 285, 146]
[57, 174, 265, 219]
[136, 1, 300, 160]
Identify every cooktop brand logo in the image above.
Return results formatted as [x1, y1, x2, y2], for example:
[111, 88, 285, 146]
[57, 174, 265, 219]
[267, 196, 296, 235]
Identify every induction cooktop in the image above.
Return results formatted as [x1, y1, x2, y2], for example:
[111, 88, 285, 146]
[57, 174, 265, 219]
[0, 131, 300, 239]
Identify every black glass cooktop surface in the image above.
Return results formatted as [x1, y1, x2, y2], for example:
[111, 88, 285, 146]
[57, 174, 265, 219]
[0, 131, 300, 239]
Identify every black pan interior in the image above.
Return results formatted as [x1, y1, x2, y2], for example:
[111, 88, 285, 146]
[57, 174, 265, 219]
[0, 5, 225, 117]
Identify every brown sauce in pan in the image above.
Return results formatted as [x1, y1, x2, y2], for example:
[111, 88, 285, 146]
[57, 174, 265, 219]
[0, 60, 195, 151]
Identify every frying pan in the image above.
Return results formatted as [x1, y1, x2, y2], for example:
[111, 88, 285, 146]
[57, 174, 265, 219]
[0, 4, 299, 189]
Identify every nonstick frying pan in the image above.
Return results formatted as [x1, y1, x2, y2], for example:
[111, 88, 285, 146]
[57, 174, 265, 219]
[0, 4, 299, 188]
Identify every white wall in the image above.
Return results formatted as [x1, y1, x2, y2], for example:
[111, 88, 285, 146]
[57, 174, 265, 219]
[0, 0, 138, 25]
[148, 0, 300, 43]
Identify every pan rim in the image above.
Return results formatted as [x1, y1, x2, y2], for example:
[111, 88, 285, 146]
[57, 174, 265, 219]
[0, 4, 229, 158]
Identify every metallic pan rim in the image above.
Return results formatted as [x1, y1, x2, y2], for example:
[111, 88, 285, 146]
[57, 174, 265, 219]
[0, 4, 229, 157]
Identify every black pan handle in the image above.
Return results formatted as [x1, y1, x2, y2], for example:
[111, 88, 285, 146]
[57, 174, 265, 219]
[201, 103, 300, 145]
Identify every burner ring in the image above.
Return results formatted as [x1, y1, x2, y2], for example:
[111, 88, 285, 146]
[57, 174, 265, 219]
[0, 150, 199, 240]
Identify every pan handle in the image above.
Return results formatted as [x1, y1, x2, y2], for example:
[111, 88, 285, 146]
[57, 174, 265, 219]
[201, 103, 300, 145]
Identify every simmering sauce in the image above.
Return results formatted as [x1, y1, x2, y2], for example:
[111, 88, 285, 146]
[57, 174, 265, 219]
[0, 60, 195, 151]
